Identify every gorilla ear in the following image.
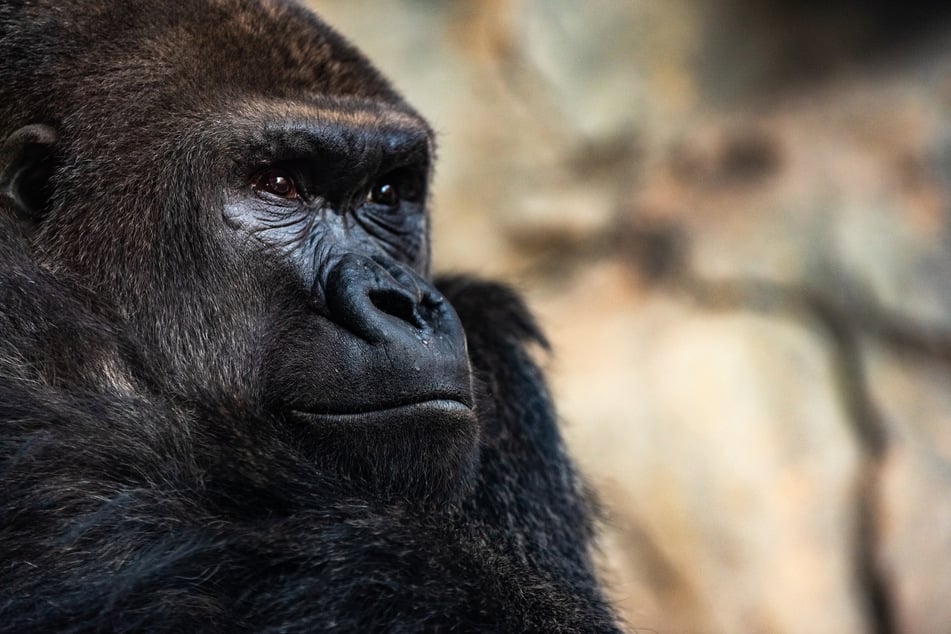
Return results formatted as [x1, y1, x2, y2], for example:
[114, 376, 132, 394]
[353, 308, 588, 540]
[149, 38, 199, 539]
[0, 124, 59, 223]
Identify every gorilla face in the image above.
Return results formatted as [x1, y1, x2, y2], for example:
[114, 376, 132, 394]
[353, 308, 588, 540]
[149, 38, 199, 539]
[0, 0, 477, 499]
[221, 106, 472, 419]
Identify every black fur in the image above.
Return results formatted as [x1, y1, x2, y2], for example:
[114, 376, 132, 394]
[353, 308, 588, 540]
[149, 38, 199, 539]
[0, 1, 620, 631]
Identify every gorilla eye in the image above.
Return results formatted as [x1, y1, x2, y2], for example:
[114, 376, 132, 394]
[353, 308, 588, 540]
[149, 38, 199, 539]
[369, 180, 399, 207]
[368, 170, 423, 207]
[254, 169, 298, 200]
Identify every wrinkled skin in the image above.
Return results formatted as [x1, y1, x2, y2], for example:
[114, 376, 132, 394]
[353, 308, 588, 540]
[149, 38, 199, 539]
[0, 1, 622, 631]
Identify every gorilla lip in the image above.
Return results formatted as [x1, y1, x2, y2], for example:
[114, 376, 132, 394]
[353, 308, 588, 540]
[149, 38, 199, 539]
[289, 397, 474, 423]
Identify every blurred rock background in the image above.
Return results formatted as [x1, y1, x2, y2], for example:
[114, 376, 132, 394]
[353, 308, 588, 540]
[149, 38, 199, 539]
[311, 1, 951, 631]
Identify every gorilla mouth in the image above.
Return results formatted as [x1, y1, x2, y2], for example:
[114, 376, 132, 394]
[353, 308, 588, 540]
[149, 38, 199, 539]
[290, 397, 475, 424]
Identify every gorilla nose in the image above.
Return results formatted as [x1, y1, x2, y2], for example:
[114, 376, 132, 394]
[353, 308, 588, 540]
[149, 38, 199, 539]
[323, 254, 444, 344]
[368, 285, 428, 331]
[314, 254, 474, 411]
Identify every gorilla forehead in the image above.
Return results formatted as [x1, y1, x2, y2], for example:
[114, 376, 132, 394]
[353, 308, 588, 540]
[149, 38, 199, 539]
[221, 97, 433, 170]
[0, 0, 402, 131]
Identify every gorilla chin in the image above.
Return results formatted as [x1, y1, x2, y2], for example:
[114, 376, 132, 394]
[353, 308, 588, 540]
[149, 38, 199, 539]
[290, 399, 480, 504]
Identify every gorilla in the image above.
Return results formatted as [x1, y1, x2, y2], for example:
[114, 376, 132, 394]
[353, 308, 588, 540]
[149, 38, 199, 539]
[0, 0, 621, 631]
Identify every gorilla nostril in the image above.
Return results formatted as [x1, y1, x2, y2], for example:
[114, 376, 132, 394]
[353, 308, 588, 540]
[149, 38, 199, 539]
[368, 287, 425, 329]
